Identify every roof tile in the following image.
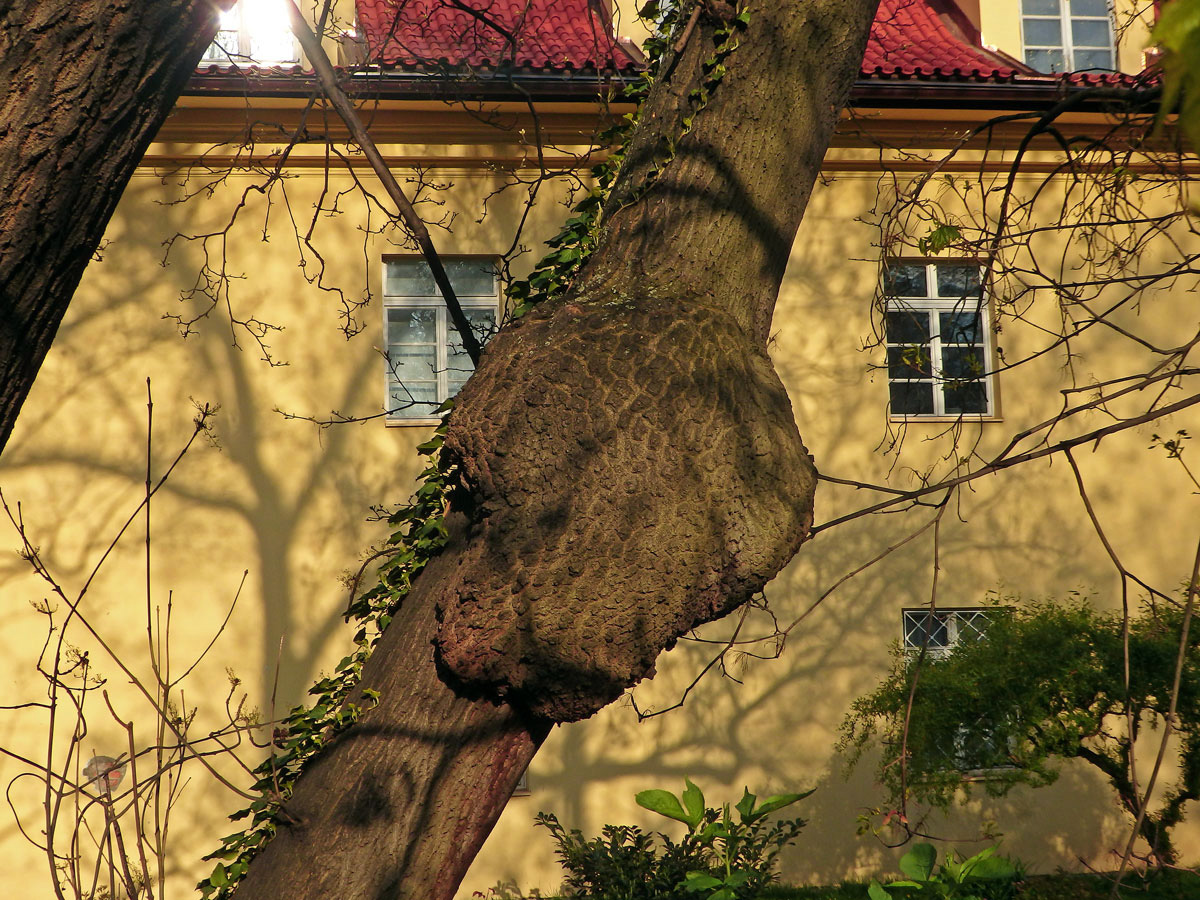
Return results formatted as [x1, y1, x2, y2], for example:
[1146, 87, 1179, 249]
[865, 0, 1025, 81]
[354, 0, 640, 71]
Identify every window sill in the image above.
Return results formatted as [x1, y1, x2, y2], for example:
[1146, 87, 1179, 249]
[888, 414, 1003, 424]
[385, 417, 446, 428]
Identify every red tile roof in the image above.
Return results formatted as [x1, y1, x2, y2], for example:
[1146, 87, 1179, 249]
[331, 0, 1145, 89]
[865, 0, 1026, 81]
[354, 0, 641, 71]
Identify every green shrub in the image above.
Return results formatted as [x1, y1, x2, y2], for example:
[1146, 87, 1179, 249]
[868, 844, 1019, 900]
[537, 779, 810, 900]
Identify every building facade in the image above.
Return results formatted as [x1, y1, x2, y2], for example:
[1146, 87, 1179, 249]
[1, 1, 1196, 897]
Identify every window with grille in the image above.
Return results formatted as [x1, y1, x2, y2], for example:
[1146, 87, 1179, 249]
[902, 608, 1012, 771]
[202, 0, 299, 66]
[1021, 0, 1115, 73]
[902, 608, 994, 660]
[383, 258, 499, 422]
[883, 262, 994, 418]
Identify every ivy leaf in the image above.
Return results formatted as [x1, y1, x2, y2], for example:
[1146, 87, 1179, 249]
[917, 223, 961, 255]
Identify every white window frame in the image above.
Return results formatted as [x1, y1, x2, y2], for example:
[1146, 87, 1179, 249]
[382, 257, 500, 425]
[1021, 0, 1115, 73]
[202, 0, 299, 66]
[883, 260, 995, 420]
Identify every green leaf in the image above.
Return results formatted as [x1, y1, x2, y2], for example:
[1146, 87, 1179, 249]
[682, 871, 724, 892]
[209, 863, 228, 887]
[748, 789, 812, 821]
[868, 881, 893, 900]
[917, 223, 961, 255]
[735, 787, 756, 822]
[681, 778, 706, 827]
[964, 854, 1016, 880]
[899, 843, 937, 881]
[636, 788, 690, 824]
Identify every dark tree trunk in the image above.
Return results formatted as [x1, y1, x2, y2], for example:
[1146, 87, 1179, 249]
[233, 2, 879, 898]
[0, 0, 227, 455]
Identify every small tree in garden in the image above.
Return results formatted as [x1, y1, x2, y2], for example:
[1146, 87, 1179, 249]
[841, 598, 1200, 867]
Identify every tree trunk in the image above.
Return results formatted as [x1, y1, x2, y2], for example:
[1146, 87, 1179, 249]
[0, 0, 228, 455]
[233, 1, 880, 898]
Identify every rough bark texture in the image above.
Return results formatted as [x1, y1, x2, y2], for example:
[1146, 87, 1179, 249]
[437, 295, 814, 721]
[0, 0, 227, 455]
[234, 543, 550, 900]
[235, 1, 879, 898]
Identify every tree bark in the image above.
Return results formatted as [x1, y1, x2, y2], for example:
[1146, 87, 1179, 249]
[0, 0, 229, 455]
[233, 2, 879, 898]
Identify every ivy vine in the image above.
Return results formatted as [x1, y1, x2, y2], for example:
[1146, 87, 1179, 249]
[198, 4, 749, 896]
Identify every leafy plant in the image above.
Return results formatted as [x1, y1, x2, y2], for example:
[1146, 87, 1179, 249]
[868, 843, 1019, 900]
[538, 779, 811, 900]
[840, 597, 1200, 866]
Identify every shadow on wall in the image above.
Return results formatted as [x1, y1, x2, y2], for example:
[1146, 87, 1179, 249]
[0, 174, 422, 714]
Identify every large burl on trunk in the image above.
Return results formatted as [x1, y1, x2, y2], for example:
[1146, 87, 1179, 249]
[232, 2, 879, 899]
[438, 294, 815, 721]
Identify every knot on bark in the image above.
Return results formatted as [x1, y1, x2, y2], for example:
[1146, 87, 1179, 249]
[434, 294, 816, 722]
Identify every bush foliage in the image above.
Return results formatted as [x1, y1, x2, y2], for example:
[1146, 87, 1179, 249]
[840, 598, 1200, 864]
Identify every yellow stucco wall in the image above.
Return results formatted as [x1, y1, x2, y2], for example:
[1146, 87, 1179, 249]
[1, 8, 1197, 896]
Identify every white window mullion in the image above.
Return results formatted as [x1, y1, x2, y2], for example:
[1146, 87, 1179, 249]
[435, 308, 451, 405]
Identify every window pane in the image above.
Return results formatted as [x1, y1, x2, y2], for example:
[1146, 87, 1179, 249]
[203, 30, 240, 62]
[386, 259, 496, 297]
[935, 265, 981, 299]
[387, 307, 437, 343]
[385, 346, 438, 382]
[388, 382, 439, 417]
[943, 380, 988, 414]
[954, 611, 993, 643]
[446, 308, 497, 395]
[444, 260, 498, 296]
[886, 309, 931, 344]
[1023, 18, 1063, 46]
[884, 264, 927, 297]
[386, 262, 437, 296]
[1024, 47, 1066, 71]
[890, 381, 935, 415]
[446, 308, 497, 363]
[1024, 0, 1060, 14]
[941, 348, 986, 381]
[1071, 19, 1111, 49]
[939, 311, 983, 344]
[1073, 47, 1114, 70]
[1070, 0, 1108, 16]
[888, 346, 932, 379]
[904, 611, 949, 649]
